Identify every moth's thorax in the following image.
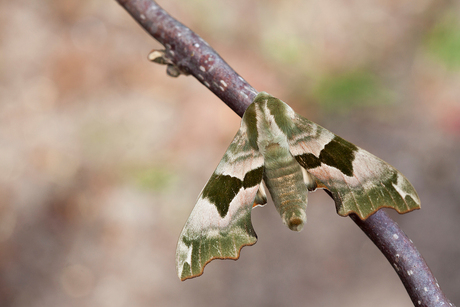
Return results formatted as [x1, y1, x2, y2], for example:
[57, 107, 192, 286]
[242, 94, 296, 153]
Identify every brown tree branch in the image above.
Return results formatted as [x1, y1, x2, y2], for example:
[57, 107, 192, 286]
[115, 0, 454, 306]
[350, 211, 453, 306]
[117, 0, 256, 117]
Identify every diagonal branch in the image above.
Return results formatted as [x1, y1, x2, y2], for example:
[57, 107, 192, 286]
[115, 0, 454, 306]
[117, 0, 256, 117]
[350, 212, 453, 306]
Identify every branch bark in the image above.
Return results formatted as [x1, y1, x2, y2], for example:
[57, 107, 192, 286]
[117, 0, 256, 117]
[115, 0, 454, 306]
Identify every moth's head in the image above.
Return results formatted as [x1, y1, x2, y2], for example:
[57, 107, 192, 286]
[253, 92, 295, 115]
[254, 92, 296, 139]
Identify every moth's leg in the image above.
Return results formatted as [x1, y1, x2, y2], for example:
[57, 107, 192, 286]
[301, 167, 319, 191]
[253, 183, 267, 207]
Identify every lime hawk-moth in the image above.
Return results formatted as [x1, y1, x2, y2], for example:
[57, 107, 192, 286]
[176, 92, 420, 281]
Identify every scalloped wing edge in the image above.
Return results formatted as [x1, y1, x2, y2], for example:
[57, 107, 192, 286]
[176, 185, 260, 281]
[176, 125, 264, 281]
[288, 114, 420, 220]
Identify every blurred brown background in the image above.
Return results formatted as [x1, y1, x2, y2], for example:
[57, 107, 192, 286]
[0, 0, 459, 306]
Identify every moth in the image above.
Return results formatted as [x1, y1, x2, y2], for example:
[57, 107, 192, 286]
[176, 92, 420, 281]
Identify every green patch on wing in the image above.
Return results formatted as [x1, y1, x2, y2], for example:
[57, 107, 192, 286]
[202, 167, 263, 218]
[318, 136, 357, 177]
[202, 173, 242, 217]
[295, 153, 322, 169]
[243, 166, 264, 188]
[295, 136, 357, 177]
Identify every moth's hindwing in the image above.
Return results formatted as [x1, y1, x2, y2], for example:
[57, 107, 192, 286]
[287, 113, 421, 220]
[176, 127, 264, 281]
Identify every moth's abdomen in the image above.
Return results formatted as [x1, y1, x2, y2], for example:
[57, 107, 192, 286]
[263, 144, 308, 231]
